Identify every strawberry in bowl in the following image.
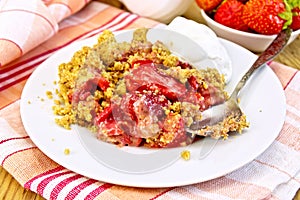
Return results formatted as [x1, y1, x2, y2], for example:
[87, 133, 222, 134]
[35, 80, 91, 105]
[197, 0, 300, 52]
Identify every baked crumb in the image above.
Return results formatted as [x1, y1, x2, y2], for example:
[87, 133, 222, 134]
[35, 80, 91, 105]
[181, 150, 190, 161]
[46, 91, 53, 99]
[64, 148, 70, 155]
[54, 100, 60, 105]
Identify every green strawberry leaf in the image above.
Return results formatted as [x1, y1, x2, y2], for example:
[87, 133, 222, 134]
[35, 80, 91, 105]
[286, 0, 300, 8]
[279, 12, 293, 29]
[280, 0, 294, 29]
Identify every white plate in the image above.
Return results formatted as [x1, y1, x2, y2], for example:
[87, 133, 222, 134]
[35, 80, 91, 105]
[20, 29, 286, 188]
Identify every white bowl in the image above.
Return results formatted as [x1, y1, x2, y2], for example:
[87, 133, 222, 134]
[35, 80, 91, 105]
[200, 9, 300, 52]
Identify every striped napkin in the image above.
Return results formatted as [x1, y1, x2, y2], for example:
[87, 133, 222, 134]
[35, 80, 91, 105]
[0, 1, 300, 200]
[0, 0, 91, 67]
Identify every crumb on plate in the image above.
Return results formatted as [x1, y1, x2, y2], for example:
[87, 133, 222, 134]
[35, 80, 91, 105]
[64, 148, 70, 155]
[181, 150, 190, 161]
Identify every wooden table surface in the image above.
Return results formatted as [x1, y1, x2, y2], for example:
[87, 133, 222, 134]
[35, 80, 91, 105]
[0, 35, 299, 200]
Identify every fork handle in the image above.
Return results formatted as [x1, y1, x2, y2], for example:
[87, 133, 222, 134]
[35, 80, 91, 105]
[231, 28, 292, 98]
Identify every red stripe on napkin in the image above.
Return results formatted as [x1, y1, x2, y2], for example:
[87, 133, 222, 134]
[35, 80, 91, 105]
[37, 170, 74, 195]
[0, 74, 31, 92]
[24, 166, 66, 189]
[84, 183, 114, 200]
[0, 60, 43, 91]
[284, 71, 298, 90]
[0, 136, 30, 145]
[50, 174, 83, 200]
[66, 179, 99, 199]
[1, 147, 38, 166]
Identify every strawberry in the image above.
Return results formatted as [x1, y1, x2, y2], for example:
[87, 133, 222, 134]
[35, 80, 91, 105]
[214, 0, 250, 31]
[287, 0, 300, 30]
[277, 0, 300, 30]
[291, 7, 300, 30]
[159, 114, 192, 148]
[242, 0, 287, 35]
[195, 0, 223, 11]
